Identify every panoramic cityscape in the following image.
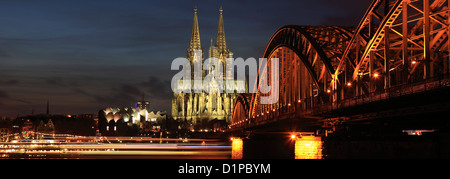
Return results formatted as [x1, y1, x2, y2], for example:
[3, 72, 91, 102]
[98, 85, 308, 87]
[1, 0, 450, 165]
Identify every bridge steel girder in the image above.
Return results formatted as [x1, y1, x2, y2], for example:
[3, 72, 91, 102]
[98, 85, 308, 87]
[336, 0, 450, 95]
[230, 26, 353, 128]
[230, 0, 450, 131]
[230, 94, 251, 129]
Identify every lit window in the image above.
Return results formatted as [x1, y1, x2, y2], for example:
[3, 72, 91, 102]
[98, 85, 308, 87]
[106, 126, 109, 131]
[114, 126, 117, 131]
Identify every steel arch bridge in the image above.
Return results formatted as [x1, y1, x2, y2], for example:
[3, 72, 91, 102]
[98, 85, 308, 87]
[231, 0, 450, 131]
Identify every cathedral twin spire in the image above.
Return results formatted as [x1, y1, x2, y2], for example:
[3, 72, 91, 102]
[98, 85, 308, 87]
[188, 6, 228, 54]
[216, 6, 227, 53]
[173, 6, 235, 123]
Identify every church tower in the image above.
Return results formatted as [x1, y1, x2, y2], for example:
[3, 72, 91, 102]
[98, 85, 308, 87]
[209, 7, 233, 80]
[173, 6, 239, 126]
[216, 6, 227, 55]
[187, 6, 203, 61]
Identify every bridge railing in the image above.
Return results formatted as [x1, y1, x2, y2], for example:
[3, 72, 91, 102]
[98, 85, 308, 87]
[313, 73, 450, 115]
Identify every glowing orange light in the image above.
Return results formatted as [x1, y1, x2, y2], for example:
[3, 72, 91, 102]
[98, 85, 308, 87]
[291, 135, 297, 140]
[294, 136, 323, 159]
[412, 60, 417, 64]
[231, 138, 243, 159]
[326, 89, 331, 93]
[373, 73, 379, 78]
[347, 82, 352, 87]
[288, 103, 291, 106]
[298, 99, 301, 103]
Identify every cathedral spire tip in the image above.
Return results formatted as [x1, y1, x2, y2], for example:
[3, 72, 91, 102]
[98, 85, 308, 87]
[189, 5, 201, 50]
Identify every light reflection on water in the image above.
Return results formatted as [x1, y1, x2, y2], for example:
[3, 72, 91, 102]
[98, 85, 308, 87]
[231, 136, 323, 159]
[231, 138, 243, 159]
[0, 138, 232, 159]
[294, 136, 323, 159]
[3, 136, 326, 159]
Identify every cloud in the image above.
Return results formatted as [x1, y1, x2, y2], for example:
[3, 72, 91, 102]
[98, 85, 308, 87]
[71, 88, 90, 96]
[140, 76, 172, 100]
[45, 78, 66, 87]
[88, 84, 143, 109]
[0, 90, 9, 98]
[82, 76, 172, 111]
[5, 79, 20, 85]
[14, 99, 32, 104]
[0, 79, 20, 86]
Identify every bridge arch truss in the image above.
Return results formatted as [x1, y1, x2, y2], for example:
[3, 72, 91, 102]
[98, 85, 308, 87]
[231, 0, 450, 130]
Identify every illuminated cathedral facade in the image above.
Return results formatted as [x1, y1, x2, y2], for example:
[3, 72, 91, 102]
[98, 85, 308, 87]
[172, 7, 246, 124]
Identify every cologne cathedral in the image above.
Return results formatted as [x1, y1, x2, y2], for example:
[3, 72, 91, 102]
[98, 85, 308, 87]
[172, 7, 246, 124]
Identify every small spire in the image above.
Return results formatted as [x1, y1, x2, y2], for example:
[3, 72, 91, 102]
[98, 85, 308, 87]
[194, 5, 198, 13]
[219, 6, 223, 14]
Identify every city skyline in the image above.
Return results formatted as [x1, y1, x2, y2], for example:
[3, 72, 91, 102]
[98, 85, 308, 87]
[0, 0, 372, 117]
[1, 0, 450, 162]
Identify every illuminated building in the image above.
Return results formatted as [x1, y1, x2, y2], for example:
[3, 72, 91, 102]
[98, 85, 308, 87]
[98, 98, 167, 136]
[36, 119, 55, 136]
[136, 94, 150, 111]
[172, 7, 246, 125]
[0, 120, 12, 142]
[21, 119, 34, 139]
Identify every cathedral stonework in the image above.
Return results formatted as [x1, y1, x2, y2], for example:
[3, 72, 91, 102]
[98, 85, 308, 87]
[172, 7, 245, 124]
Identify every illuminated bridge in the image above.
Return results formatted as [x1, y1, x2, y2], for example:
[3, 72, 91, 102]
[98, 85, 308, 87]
[229, 0, 450, 158]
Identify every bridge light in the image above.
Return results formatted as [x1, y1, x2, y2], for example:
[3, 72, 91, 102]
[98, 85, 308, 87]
[297, 99, 301, 103]
[373, 73, 379, 78]
[288, 103, 291, 106]
[412, 60, 417, 65]
[347, 82, 352, 87]
[326, 89, 331, 93]
[291, 134, 297, 140]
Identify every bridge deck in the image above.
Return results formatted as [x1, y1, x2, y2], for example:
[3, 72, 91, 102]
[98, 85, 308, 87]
[232, 74, 450, 133]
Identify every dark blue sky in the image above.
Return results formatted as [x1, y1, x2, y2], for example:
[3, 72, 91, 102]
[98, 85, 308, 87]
[0, 0, 372, 117]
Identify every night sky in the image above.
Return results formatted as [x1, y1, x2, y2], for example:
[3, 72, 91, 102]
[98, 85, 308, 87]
[0, 0, 372, 117]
